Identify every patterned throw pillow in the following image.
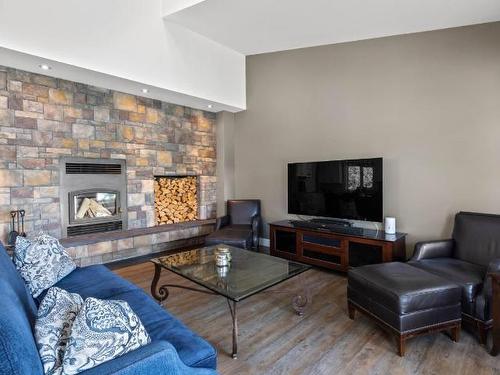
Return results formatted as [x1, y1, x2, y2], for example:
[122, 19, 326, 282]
[13, 234, 76, 297]
[62, 297, 151, 374]
[35, 287, 84, 375]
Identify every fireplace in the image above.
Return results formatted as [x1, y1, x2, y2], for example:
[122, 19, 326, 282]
[60, 158, 127, 237]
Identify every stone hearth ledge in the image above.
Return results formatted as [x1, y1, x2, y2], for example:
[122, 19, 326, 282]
[60, 219, 215, 267]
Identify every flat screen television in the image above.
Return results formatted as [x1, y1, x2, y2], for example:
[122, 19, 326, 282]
[288, 158, 383, 222]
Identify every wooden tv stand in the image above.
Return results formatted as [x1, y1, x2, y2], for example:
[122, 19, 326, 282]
[269, 220, 407, 272]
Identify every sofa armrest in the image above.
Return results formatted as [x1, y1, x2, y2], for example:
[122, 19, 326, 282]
[215, 215, 230, 230]
[411, 239, 454, 261]
[81, 341, 217, 375]
[251, 214, 261, 248]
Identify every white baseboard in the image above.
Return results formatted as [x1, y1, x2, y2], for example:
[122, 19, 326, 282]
[259, 238, 270, 247]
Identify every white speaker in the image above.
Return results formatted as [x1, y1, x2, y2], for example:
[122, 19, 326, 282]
[385, 217, 396, 234]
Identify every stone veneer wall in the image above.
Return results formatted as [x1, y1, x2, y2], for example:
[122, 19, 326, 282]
[0, 66, 217, 246]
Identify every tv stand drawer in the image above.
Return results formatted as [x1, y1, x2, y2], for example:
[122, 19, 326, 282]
[300, 232, 348, 270]
[302, 234, 343, 249]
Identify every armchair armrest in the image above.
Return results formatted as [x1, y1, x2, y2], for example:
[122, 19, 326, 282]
[251, 214, 261, 249]
[411, 239, 454, 261]
[81, 341, 217, 375]
[481, 259, 500, 301]
[487, 262, 500, 356]
[215, 215, 230, 230]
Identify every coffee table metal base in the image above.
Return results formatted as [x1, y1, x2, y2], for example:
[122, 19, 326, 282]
[150, 262, 309, 359]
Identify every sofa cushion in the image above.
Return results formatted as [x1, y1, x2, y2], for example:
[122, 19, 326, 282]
[45, 265, 141, 301]
[110, 290, 217, 369]
[348, 262, 461, 314]
[14, 234, 76, 297]
[35, 287, 83, 375]
[408, 258, 485, 309]
[0, 245, 43, 375]
[62, 297, 151, 374]
[205, 226, 252, 249]
[226, 224, 252, 231]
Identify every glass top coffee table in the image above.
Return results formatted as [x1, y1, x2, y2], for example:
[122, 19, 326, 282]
[150, 245, 311, 358]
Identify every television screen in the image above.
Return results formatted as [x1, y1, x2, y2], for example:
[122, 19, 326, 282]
[288, 158, 383, 222]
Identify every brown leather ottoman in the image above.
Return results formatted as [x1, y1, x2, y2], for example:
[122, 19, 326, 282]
[347, 262, 462, 356]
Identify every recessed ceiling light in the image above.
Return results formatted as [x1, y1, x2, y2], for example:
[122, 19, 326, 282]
[207, 104, 213, 109]
[39, 64, 51, 70]
[141, 88, 149, 94]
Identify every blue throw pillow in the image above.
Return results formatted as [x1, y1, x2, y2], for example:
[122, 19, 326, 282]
[35, 287, 84, 375]
[13, 234, 76, 297]
[62, 297, 151, 374]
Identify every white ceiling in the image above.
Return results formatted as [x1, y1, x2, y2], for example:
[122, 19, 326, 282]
[0, 47, 243, 113]
[166, 0, 500, 55]
[0, 0, 246, 112]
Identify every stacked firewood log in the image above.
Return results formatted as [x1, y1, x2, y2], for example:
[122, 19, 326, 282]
[154, 176, 198, 225]
[76, 198, 112, 219]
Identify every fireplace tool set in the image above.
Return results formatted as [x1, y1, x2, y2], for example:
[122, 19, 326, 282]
[8, 210, 26, 246]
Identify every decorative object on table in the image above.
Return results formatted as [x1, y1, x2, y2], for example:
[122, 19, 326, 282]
[384, 216, 396, 234]
[215, 246, 232, 261]
[215, 252, 230, 267]
[215, 246, 232, 267]
[62, 297, 151, 374]
[13, 233, 76, 297]
[7, 211, 18, 246]
[19, 209, 26, 237]
[35, 287, 83, 375]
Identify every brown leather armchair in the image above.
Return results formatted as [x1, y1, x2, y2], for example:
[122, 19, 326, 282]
[205, 200, 261, 250]
[408, 212, 500, 354]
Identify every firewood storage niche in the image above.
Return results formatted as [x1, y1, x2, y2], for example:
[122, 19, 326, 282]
[154, 176, 199, 225]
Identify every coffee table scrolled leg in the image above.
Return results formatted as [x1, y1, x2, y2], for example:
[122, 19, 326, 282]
[151, 263, 169, 305]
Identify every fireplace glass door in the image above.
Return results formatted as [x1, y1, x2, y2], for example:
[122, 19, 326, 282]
[70, 190, 120, 224]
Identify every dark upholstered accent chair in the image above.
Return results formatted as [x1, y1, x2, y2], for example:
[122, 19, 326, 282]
[409, 212, 500, 352]
[205, 200, 261, 250]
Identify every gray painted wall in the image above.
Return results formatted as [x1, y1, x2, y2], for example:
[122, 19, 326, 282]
[234, 22, 500, 252]
[216, 111, 236, 215]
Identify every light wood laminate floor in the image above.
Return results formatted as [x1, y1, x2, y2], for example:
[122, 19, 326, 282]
[114, 262, 500, 375]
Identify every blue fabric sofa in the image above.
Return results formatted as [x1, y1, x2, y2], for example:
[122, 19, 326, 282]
[0, 242, 217, 375]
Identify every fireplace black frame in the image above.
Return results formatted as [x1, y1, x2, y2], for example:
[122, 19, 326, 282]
[69, 189, 121, 226]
